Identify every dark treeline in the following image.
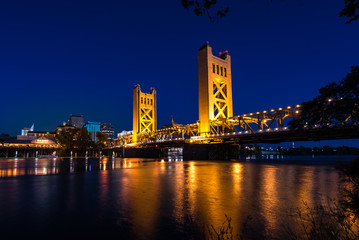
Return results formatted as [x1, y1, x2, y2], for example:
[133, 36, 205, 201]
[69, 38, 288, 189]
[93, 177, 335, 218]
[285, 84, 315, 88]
[55, 128, 109, 157]
[278, 145, 359, 155]
[240, 144, 359, 156]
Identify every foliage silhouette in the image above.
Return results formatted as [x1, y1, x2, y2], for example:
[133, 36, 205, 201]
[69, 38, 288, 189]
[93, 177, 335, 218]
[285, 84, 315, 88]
[181, 0, 229, 22]
[182, 0, 359, 24]
[337, 156, 359, 216]
[55, 128, 108, 156]
[289, 66, 359, 130]
[285, 199, 359, 240]
[340, 0, 359, 23]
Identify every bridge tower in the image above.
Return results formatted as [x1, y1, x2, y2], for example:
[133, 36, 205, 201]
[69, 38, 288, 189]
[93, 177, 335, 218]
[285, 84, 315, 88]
[133, 85, 157, 143]
[198, 42, 233, 135]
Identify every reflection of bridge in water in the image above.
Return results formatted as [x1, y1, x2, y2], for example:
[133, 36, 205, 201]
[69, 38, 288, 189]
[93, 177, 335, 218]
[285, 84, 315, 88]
[113, 43, 358, 159]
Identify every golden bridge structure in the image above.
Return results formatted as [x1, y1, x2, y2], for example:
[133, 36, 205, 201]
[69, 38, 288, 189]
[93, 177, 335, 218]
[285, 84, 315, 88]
[113, 43, 358, 159]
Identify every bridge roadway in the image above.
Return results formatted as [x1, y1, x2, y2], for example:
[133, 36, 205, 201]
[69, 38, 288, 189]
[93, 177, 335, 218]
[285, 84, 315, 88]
[113, 102, 359, 160]
[117, 126, 359, 148]
[111, 126, 359, 159]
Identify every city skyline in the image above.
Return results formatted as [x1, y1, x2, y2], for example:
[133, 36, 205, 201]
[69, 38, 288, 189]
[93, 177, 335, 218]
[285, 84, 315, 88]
[1, 1, 358, 144]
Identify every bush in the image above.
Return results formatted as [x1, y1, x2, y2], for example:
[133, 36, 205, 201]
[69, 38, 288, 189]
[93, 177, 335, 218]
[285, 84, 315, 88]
[286, 199, 359, 240]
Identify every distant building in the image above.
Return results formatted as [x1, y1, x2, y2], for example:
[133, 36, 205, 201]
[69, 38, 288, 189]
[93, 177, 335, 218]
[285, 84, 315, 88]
[84, 121, 101, 142]
[69, 114, 84, 128]
[18, 123, 36, 140]
[21, 123, 34, 136]
[54, 122, 76, 134]
[117, 130, 133, 138]
[27, 131, 55, 138]
[1, 135, 59, 148]
[18, 123, 56, 141]
[100, 123, 115, 143]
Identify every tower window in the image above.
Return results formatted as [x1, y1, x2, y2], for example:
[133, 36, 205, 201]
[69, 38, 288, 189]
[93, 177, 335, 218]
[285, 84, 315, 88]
[224, 68, 227, 77]
[141, 97, 143, 104]
[212, 63, 215, 73]
[217, 65, 219, 74]
[220, 66, 223, 76]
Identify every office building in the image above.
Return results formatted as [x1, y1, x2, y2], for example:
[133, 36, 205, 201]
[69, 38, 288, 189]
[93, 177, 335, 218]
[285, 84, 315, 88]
[69, 114, 84, 128]
[100, 123, 115, 143]
[84, 121, 101, 142]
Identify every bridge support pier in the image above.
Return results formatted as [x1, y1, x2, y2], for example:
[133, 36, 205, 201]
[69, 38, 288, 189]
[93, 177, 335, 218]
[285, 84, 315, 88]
[183, 143, 239, 160]
[116, 147, 162, 158]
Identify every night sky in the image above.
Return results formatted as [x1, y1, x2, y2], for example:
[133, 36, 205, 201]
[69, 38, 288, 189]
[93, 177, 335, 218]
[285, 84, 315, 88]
[1, 0, 358, 146]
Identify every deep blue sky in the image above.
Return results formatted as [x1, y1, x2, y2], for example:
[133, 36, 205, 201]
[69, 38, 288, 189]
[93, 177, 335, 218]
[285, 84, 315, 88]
[1, 0, 358, 145]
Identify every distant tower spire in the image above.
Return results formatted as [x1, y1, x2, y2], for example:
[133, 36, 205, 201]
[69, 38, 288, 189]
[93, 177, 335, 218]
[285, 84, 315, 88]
[30, 123, 34, 131]
[171, 115, 174, 125]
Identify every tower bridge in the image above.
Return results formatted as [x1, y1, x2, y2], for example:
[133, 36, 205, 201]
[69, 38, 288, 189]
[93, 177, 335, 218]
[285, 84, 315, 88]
[113, 43, 359, 159]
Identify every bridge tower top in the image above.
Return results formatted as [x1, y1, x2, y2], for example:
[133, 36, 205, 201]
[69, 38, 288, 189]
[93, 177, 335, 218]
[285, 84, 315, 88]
[133, 85, 157, 143]
[198, 42, 233, 135]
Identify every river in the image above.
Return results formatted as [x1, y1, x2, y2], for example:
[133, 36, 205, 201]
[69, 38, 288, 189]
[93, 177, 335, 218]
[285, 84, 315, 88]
[0, 156, 356, 239]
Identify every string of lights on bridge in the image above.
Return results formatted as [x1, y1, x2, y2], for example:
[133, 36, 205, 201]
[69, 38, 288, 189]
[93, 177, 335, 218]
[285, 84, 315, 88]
[116, 104, 301, 147]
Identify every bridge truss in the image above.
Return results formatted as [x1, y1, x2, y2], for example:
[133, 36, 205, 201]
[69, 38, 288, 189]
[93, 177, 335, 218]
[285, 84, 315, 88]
[114, 104, 301, 147]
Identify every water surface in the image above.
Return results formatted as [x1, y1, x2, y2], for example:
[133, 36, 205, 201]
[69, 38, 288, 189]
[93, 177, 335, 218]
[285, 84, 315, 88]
[0, 157, 352, 239]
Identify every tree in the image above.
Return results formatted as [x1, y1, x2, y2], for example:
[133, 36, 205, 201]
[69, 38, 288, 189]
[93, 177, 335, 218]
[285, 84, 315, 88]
[181, 0, 229, 22]
[289, 66, 359, 130]
[56, 128, 76, 151]
[340, 0, 359, 24]
[96, 132, 109, 150]
[55, 128, 92, 156]
[181, 0, 359, 24]
[75, 128, 92, 151]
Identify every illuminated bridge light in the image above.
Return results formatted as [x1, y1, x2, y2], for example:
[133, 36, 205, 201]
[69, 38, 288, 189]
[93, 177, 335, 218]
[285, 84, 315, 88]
[287, 106, 291, 109]
[271, 109, 274, 112]
[278, 108, 282, 110]
[296, 105, 300, 107]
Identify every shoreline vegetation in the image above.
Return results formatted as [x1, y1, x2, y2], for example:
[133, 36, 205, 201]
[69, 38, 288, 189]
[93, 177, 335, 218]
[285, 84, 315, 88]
[193, 156, 359, 240]
[240, 145, 359, 157]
